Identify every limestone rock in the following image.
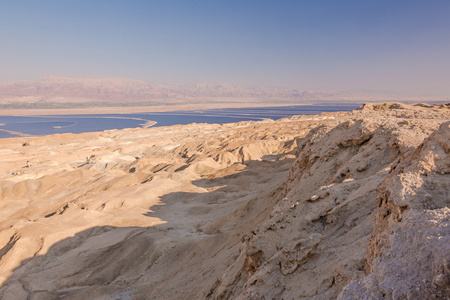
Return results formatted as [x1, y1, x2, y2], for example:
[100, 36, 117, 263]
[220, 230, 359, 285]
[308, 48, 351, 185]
[0, 103, 448, 299]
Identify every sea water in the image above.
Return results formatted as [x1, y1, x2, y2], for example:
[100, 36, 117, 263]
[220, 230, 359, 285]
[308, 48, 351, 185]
[0, 104, 359, 138]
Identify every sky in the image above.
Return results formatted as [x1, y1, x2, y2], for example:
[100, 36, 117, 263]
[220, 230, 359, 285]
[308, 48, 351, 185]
[1, 0, 449, 97]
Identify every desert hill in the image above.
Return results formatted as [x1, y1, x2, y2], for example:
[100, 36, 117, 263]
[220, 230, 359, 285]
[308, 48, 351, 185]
[0, 103, 449, 299]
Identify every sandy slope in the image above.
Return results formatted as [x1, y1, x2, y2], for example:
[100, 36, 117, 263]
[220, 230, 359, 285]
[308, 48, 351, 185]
[0, 103, 448, 299]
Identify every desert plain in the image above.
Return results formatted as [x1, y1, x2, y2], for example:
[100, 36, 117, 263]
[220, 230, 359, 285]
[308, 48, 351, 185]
[0, 102, 449, 299]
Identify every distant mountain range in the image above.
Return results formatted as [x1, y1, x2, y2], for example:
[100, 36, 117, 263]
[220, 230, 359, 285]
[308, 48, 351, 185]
[0, 77, 446, 109]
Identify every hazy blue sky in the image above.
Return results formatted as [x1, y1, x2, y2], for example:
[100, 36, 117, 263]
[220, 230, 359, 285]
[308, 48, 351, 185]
[1, 0, 449, 96]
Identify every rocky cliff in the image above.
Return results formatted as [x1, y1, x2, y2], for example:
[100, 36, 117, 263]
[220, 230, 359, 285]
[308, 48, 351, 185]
[0, 103, 448, 299]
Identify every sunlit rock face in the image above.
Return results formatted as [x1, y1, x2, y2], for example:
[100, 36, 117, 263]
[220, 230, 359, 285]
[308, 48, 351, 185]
[0, 103, 448, 299]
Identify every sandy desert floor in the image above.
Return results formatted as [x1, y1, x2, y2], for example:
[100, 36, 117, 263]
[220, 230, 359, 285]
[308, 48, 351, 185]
[0, 102, 448, 299]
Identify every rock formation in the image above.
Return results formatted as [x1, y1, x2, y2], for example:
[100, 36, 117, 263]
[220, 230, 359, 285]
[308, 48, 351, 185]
[0, 103, 448, 299]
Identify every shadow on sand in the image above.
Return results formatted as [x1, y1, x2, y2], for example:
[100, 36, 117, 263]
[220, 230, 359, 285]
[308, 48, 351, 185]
[0, 155, 293, 299]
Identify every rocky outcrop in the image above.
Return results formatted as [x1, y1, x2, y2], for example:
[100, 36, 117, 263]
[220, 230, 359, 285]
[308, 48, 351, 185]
[0, 103, 448, 299]
[340, 121, 450, 299]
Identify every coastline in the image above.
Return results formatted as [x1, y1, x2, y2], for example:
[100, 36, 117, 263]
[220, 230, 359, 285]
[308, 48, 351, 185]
[2, 99, 448, 117]
[0, 102, 360, 138]
[0, 103, 302, 138]
[0, 102, 305, 116]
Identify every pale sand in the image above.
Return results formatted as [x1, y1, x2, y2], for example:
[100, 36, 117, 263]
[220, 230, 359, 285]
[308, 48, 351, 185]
[0, 103, 448, 299]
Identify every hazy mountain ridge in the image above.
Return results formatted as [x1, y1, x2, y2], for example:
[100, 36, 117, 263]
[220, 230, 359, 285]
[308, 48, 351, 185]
[0, 77, 168, 103]
[1, 77, 440, 108]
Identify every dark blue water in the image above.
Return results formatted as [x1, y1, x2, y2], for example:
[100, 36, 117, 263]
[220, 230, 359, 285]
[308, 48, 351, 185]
[0, 104, 359, 138]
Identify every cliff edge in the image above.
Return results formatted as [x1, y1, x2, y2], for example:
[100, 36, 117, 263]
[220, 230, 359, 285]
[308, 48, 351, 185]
[0, 103, 448, 299]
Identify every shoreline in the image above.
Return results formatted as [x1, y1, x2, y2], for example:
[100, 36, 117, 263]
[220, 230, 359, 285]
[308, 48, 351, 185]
[0, 102, 325, 116]
[0, 116, 158, 139]
[0, 102, 336, 139]
[3, 99, 448, 117]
